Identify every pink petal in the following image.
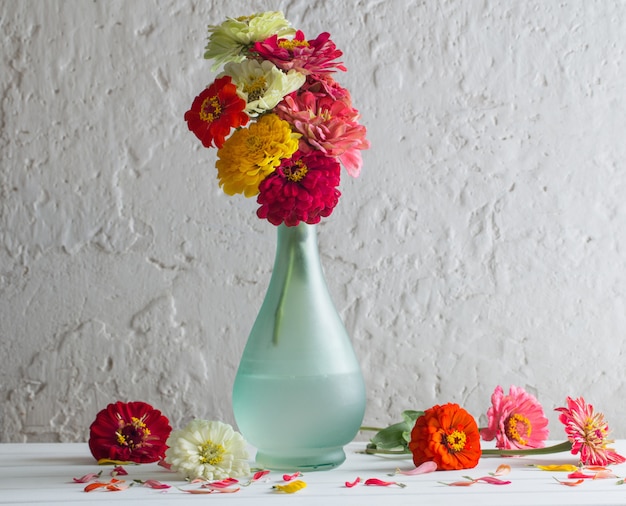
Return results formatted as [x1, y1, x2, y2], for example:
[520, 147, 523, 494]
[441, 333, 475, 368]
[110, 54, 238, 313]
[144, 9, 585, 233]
[111, 466, 128, 476]
[364, 478, 406, 488]
[394, 461, 437, 475]
[473, 476, 512, 485]
[568, 471, 596, 479]
[143, 479, 171, 489]
[253, 470, 270, 481]
[554, 477, 585, 487]
[345, 477, 361, 488]
[283, 472, 302, 481]
[441, 480, 476, 487]
[158, 459, 173, 471]
[73, 472, 101, 483]
[202, 478, 239, 489]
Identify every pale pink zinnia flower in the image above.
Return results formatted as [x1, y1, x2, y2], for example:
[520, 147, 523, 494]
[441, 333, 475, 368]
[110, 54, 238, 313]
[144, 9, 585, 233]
[480, 385, 549, 450]
[555, 396, 626, 466]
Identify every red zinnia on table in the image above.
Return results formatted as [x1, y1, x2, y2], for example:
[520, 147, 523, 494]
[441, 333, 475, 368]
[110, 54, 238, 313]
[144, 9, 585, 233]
[184, 75, 248, 148]
[88, 401, 172, 463]
[555, 396, 625, 466]
[409, 403, 481, 470]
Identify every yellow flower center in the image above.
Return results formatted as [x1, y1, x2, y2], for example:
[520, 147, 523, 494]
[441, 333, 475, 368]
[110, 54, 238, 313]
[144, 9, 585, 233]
[200, 95, 221, 123]
[243, 76, 267, 102]
[279, 39, 310, 50]
[116, 416, 150, 449]
[505, 413, 532, 445]
[284, 160, 308, 182]
[445, 430, 467, 452]
[198, 441, 225, 465]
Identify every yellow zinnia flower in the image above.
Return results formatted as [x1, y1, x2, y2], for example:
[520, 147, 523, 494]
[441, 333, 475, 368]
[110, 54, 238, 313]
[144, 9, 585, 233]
[215, 114, 299, 197]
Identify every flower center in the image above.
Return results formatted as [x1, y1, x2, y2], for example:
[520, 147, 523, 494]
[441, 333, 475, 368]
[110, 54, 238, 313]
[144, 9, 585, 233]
[445, 430, 467, 453]
[283, 160, 308, 182]
[198, 441, 225, 465]
[200, 95, 221, 122]
[243, 76, 267, 102]
[583, 416, 608, 445]
[116, 416, 151, 449]
[505, 413, 532, 445]
[279, 39, 310, 51]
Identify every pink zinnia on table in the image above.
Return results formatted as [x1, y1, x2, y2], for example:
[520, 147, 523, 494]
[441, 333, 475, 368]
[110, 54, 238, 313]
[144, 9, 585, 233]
[480, 385, 549, 450]
[88, 401, 172, 464]
[276, 78, 369, 178]
[256, 150, 341, 226]
[252, 30, 346, 75]
[555, 396, 626, 466]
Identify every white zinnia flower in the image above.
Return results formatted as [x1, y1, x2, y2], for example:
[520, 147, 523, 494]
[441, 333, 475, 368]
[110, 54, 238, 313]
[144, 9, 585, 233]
[220, 59, 305, 117]
[165, 419, 250, 480]
[204, 11, 295, 70]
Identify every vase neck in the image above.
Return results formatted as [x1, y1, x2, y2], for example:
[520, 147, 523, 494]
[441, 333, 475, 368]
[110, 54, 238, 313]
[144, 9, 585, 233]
[274, 223, 323, 280]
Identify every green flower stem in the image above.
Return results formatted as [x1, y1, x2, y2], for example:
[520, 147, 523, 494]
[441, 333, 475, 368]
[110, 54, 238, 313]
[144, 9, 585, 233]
[273, 231, 295, 346]
[360, 426, 386, 432]
[480, 440, 573, 457]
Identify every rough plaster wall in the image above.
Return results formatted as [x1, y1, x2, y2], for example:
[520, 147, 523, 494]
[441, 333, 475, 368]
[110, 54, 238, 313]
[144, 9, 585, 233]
[1, 0, 625, 443]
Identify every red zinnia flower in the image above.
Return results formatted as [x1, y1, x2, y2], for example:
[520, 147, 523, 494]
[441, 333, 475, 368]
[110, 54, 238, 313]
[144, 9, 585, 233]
[184, 75, 248, 148]
[409, 403, 481, 471]
[256, 150, 341, 226]
[88, 401, 172, 463]
[252, 30, 346, 76]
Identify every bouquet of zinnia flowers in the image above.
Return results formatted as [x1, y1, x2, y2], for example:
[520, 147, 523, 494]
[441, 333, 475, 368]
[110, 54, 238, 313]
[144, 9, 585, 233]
[185, 11, 370, 226]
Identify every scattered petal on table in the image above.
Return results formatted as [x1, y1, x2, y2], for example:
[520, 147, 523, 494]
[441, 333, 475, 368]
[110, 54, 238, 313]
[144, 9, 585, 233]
[179, 488, 215, 494]
[345, 477, 361, 488]
[593, 470, 618, 480]
[567, 471, 596, 479]
[392, 461, 437, 476]
[111, 465, 128, 476]
[273, 480, 307, 493]
[283, 471, 302, 481]
[535, 464, 579, 472]
[142, 479, 171, 489]
[471, 476, 511, 485]
[491, 464, 511, 476]
[84, 479, 126, 492]
[241, 469, 270, 486]
[158, 459, 173, 471]
[72, 471, 102, 483]
[364, 478, 406, 488]
[440, 479, 476, 487]
[202, 478, 239, 489]
[553, 477, 585, 487]
[97, 458, 134, 466]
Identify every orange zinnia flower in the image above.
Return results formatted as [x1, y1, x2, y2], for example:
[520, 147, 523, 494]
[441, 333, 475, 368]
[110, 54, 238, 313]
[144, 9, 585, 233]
[409, 403, 481, 470]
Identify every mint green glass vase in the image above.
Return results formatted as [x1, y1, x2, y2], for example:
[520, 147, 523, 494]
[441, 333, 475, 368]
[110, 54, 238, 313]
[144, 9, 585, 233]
[232, 223, 366, 471]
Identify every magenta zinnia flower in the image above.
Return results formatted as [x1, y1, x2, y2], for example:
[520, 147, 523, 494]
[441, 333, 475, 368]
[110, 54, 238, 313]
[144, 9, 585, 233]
[88, 401, 172, 463]
[252, 30, 346, 76]
[256, 150, 341, 226]
[480, 385, 549, 450]
[555, 396, 626, 466]
[276, 79, 369, 177]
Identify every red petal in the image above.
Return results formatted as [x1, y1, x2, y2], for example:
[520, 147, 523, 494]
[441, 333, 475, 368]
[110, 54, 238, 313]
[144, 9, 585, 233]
[345, 477, 361, 488]
[143, 479, 171, 489]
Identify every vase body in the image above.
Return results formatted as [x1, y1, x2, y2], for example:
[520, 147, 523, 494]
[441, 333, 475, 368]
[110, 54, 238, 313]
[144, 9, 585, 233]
[232, 223, 366, 471]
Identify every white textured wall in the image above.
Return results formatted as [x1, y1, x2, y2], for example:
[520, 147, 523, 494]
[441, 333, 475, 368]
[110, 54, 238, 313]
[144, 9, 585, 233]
[1, 0, 625, 443]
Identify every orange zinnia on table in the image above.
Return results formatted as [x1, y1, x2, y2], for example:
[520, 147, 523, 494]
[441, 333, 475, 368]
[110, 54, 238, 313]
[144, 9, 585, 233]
[408, 403, 481, 470]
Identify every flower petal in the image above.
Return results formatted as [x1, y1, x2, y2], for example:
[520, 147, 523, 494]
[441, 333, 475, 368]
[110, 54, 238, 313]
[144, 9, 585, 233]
[72, 472, 102, 483]
[142, 479, 171, 489]
[282, 472, 302, 481]
[393, 461, 437, 476]
[273, 480, 307, 493]
[492, 464, 511, 476]
[554, 477, 585, 486]
[536, 464, 579, 472]
[364, 478, 406, 488]
[345, 477, 361, 488]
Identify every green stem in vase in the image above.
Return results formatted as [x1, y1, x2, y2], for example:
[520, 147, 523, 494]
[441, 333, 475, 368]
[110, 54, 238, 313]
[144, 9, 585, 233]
[273, 228, 295, 346]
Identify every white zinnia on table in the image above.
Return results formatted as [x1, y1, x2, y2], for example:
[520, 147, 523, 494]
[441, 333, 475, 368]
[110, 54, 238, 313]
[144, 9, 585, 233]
[165, 419, 250, 480]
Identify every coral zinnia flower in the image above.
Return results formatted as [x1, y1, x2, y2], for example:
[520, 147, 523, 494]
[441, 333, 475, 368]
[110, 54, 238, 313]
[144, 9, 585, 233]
[204, 11, 295, 70]
[409, 403, 481, 470]
[165, 419, 250, 480]
[252, 30, 346, 76]
[276, 82, 369, 177]
[216, 113, 299, 197]
[480, 385, 549, 450]
[256, 150, 341, 226]
[88, 401, 172, 463]
[555, 396, 626, 466]
[184, 76, 248, 149]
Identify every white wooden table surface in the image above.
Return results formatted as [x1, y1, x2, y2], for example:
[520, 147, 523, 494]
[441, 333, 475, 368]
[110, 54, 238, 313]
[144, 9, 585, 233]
[2, 441, 626, 505]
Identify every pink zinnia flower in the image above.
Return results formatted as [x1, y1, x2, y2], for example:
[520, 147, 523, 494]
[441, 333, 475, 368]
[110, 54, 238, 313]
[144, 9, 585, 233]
[480, 385, 549, 450]
[555, 396, 626, 466]
[256, 150, 341, 226]
[276, 79, 369, 177]
[252, 30, 346, 76]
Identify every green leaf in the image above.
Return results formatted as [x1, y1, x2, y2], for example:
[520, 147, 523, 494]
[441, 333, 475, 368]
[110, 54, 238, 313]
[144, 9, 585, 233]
[369, 421, 411, 451]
